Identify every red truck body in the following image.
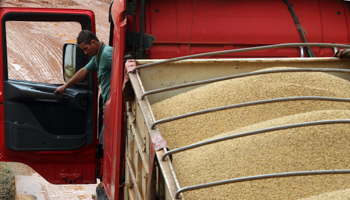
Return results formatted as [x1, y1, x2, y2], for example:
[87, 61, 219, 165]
[2, 0, 350, 199]
[106, 2, 350, 198]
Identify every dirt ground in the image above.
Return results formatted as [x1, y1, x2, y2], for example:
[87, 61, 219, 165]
[1, 0, 111, 199]
[0, 162, 35, 199]
[2, 0, 111, 83]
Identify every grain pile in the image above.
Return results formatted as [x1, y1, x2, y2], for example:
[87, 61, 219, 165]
[151, 67, 350, 199]
[300, 188, 350, 200]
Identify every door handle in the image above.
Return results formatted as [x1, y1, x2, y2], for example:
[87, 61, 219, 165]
[24, 88, 62, 100]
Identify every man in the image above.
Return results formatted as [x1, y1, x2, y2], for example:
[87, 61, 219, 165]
[54, 30, 113, 147]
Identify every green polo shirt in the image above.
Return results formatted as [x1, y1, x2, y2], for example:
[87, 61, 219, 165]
[85, 42, 113, 108]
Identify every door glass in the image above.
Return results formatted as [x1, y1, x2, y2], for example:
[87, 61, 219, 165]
[6, 21, 81, 84]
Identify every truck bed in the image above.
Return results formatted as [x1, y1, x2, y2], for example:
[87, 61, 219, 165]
[123, 48, 350, 199]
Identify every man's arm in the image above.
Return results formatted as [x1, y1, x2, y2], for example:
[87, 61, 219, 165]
[54, 67, 90, 97]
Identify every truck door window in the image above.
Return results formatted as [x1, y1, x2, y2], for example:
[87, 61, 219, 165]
[6, 21, 81, 84]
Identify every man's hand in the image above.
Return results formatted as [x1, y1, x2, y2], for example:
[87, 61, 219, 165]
[53, 68, 90, 97]
[54, 85, 67, 97]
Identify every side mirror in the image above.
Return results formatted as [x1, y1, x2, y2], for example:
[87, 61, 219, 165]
[62, 43, 87, 82]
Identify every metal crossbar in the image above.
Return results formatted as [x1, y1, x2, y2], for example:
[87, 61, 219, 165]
[162, 119, 350, 161]
[141, 68, 350, 100]
[152, 96, 350, 129]
[175, 169, 350, 199]
[131, 43, 350, 73]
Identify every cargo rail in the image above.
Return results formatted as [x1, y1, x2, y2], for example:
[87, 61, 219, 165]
[131, 43, 350, 73]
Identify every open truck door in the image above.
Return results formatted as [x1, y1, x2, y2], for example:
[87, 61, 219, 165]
[0, 7, 99, 184]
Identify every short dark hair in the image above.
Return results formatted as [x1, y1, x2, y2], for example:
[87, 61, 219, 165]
[77, 30, 99, 45]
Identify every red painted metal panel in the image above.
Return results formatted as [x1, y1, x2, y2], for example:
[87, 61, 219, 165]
[103, 1, 126, 199]
[0, 7, 98, 184]
[319, 0, 348, 43]
[143, 0, 350, 59]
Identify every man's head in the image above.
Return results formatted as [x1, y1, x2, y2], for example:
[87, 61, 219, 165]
[77, 30, 101, 56]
